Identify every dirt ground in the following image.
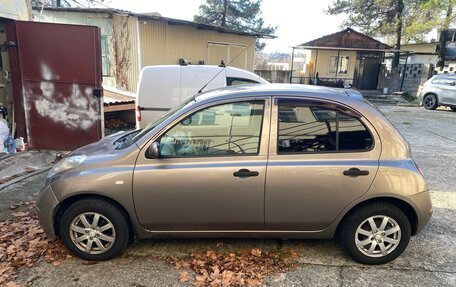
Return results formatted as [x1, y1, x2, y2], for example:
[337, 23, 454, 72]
[1, 106, 455, 287]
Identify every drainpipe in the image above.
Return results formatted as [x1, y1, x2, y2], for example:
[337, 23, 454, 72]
[400, 52, 409, 92]
[136, 19, 142, 74]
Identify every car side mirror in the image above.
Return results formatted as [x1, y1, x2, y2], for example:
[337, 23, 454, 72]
[148, 142, 160, 159]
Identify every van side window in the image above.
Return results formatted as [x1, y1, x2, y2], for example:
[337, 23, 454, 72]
[278, 104, 373, 153]
[227, 77, 260, 86]
[159, 101, 264, 157]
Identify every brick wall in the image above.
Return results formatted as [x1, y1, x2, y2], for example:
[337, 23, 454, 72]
[378, 64, 434, 96]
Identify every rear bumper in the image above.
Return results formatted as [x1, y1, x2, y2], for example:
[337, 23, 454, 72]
[409, 190, 433, 234]
[37, 184, 59, 238]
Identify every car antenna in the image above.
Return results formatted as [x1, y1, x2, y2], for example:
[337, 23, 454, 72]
[197, 39, 256, 95]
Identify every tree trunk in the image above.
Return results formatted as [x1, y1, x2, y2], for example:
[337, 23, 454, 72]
[221, 0, 228, 27]
[392, 0, 404, 68]
[437, 1, 454, 69]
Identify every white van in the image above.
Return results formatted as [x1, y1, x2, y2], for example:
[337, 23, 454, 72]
[136, 65, 269, 128]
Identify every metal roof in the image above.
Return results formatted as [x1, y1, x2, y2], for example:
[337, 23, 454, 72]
[32, 6, 275, 39]
[103, 86, 136, 104]
[294, 46, 400, 52]
[296, 28, 393, 51]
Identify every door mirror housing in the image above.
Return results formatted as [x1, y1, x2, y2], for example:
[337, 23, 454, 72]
[148, 142, 160, 158]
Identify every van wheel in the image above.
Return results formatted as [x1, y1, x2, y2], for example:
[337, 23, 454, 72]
[338, 202, 411, 265]
[423, 94, 438, 110]
[59, 199, 130, 261]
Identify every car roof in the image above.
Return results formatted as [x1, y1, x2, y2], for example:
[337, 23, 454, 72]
[195, 83, 364, 103]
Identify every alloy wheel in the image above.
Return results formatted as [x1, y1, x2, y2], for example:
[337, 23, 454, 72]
[423, 95, 436, 109]
[355, 215, 401, 258]
[69, 212, 116, 255]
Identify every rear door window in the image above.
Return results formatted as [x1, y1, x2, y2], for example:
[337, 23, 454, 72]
[277, 102, 373, 153]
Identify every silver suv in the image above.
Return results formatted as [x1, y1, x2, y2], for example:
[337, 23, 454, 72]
[37, 84, 432, 265]
[418, 74, 456, 111]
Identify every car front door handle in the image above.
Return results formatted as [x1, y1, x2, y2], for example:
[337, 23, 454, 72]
[343, 168, 370, 177]
[233, 169, 259, 178]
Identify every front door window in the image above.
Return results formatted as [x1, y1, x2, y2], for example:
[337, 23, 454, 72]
[159, 101, 265, 157]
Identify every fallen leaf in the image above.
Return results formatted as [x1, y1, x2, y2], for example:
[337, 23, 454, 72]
[52, 261, 62, 267]
[179, 271, 190, 282]
[250, 248, 262, 257]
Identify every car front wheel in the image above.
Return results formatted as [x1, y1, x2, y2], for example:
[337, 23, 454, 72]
[339, 202, 411, 265]
[59, 198, 130, 261]
[423, 94, 438, 110]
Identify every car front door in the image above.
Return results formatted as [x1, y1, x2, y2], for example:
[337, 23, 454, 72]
[265, 97, 380, 231]
[133, 98, 270, 231]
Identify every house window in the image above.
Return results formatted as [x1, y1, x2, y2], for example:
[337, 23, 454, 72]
[329, 56, 338, 73]
[338, 56, 349, 74]
[329, 55, 349, 74]
[101, 36, 110, 76]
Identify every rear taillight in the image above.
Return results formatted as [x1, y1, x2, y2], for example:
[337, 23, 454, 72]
[413, 160, 425, 177]
[136, 105, 141, 122]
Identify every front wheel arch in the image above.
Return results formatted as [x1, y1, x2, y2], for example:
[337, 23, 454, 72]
[53, 194, 135, 244]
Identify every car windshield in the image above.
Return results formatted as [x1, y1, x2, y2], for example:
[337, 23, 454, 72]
[118, 97, 195, 149]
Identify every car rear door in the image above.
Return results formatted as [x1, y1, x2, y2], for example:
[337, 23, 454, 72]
[265, 97, 380, 231]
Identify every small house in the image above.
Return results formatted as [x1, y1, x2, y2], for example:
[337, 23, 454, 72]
[292, 28, 396, 90]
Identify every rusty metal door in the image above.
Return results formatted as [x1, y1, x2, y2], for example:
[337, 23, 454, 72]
[7, 21, 103, 150]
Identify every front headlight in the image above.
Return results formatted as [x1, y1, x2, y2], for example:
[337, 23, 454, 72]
[48, 155, 87, 178]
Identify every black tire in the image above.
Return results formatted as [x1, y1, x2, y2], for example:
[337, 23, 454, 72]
[59, 198, 130, 261]
[450, 107, 456, 112]
[422, 94, 438, 110]
[338, 202, 411, 265]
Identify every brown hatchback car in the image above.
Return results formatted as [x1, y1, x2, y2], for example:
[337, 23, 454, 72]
[37, 84, 432, 265]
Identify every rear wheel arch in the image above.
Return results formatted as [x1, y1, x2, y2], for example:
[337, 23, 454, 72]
[53, 194, 135, 243]
[337, 197, 418, 237]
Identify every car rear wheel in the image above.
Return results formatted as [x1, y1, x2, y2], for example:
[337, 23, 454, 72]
[59, 199, 130, 261]
[338, 202, 411, 265]
[423, 94, 438, 110]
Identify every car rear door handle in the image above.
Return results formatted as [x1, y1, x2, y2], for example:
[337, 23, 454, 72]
[343, 168, 369, 177]
[233, 169, 259, 178]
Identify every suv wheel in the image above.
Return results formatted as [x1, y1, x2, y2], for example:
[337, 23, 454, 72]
[59, 199, 130, 261]
[423, 94, 438, 110]
[339, 202, 411, 265]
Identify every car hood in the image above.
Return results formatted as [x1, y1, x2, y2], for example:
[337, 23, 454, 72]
[69, 130, 138, 158]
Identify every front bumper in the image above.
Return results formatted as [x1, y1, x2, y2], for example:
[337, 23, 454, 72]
[37, 184, 59, 238]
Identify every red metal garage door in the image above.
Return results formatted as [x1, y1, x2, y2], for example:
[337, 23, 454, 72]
[7, 21, 103, 150]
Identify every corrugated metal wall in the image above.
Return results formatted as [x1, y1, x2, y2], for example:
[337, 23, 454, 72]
[138, 19, 255, 75]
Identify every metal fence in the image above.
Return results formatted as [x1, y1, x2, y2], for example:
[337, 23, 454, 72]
[290, 76, 356, 88]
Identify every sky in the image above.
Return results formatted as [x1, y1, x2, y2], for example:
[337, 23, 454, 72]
[103, 0, 348, 53]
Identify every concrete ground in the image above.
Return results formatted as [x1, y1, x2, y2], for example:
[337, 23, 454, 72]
[1, 106, 455, 287]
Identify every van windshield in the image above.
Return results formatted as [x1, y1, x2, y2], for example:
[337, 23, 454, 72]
[119, 97, 194, 149]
